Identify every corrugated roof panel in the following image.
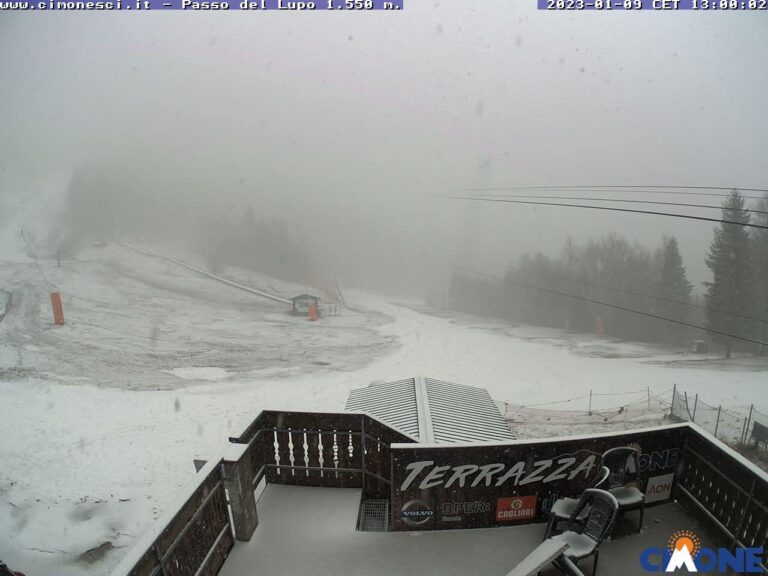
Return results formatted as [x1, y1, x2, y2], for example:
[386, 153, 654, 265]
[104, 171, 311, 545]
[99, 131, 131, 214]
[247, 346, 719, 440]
[345, 378, 419, 439]
[425, 378, 515, 443]
[345, 377, 515, 444]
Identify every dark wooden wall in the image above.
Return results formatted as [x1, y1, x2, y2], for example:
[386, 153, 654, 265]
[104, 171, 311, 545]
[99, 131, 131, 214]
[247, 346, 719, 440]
[679, 426, 768, 553]
[128, 462, 233, 576]
[390, 426, 689, 531]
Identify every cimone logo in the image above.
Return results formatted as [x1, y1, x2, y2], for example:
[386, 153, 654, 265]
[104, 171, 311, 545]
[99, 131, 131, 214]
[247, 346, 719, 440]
[640, 530, 764, 573]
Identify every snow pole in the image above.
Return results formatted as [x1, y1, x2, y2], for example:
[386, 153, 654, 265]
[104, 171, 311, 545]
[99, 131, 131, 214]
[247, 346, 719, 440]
[50, 292, 65, 325]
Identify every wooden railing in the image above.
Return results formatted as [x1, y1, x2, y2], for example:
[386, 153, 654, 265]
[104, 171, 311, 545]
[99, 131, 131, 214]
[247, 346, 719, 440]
[390, 424, 690, 531]
[125, 461, 233, 576]
[228, 410, 415, 500]
[678, 426, 768, 556]
[117, 417, 768, 576]
[119, 410, 413, 576]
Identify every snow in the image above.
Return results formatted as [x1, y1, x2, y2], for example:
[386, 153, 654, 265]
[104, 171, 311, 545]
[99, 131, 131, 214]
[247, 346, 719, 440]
[217, 484, 711, 576]
[0, 242, 766, 575]
[165, 367, 231, 381]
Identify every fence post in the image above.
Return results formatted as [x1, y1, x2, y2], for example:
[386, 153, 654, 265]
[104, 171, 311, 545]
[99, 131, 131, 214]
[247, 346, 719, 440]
[671, 384, 677, 417]
[222, 444, 259, 541]
[588, 390, 593, 416]
[732, 478, 757, 549]
[740, 417, 749, 446]
[361, 416, 367, 496]
[647, 387, 651, 410]
[743, 404, 754, 445]
[714, 405, 722, 438]
[152, 543, 169, 576]
[740, 417, 747, 446]
[692, 394, 699, 421]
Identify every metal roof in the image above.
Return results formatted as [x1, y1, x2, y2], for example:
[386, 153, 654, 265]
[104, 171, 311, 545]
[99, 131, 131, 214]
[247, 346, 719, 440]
[345, 377, 515, 444]
[290, 293, 320, 301]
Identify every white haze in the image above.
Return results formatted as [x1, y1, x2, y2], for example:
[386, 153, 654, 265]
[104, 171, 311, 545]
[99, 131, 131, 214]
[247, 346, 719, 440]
[2, 6, 767, 295]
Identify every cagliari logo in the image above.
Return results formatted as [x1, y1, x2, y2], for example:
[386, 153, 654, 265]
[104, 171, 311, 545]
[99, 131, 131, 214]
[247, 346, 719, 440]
[640, 530, 764, 573]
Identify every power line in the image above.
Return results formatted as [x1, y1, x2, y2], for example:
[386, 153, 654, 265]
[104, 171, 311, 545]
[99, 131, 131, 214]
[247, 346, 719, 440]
[20, 230, 50, 290]
[500, 275, 768, 347]
[473, 194, 768, 216]
[456, 261, 768, 326]
[447, 196, 768, 231]
[461, 185, 768, 200]
[453, 267, 767, 347]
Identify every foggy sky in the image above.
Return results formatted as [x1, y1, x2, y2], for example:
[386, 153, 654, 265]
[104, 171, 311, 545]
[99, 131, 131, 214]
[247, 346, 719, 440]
[2, 5, 767, 295]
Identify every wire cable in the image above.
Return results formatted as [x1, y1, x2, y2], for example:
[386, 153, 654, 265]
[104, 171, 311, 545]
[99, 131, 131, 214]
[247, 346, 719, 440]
[505, 276, 767, 346]
[454, 266, 768, 326]
[447, 196, 768, 231]
[460, 185, 768, 200]
[457, 268, 768, 347]
[20, 230, 51, 290]
[473, 194, 768, 216]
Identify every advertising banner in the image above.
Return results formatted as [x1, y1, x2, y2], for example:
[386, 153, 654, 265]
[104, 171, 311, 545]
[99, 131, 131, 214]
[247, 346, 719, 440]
[391, 426, 688, 531]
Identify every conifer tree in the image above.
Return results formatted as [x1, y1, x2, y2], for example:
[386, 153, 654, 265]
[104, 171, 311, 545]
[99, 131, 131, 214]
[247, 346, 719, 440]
[656, 236, 692, 344]
[704, 190, 753, 358]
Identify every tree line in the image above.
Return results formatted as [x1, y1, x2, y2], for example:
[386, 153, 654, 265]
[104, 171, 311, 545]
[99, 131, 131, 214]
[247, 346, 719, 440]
[450, 190, 768, 355]
[61, 164, 311, 284]
[201, 204, 310, 284]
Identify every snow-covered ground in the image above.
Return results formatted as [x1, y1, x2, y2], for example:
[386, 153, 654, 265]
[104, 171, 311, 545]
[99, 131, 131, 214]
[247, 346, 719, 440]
[1, 241, 767, 575]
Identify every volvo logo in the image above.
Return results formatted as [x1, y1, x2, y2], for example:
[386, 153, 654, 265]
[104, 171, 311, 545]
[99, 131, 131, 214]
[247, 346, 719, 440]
[400, 499, 434, 527]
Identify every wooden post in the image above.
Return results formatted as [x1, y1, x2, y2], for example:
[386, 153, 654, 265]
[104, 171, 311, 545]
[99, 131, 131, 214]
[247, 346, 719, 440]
[222, 445, 258, 542]
[714, 406, 722, 438]
[743, 404, 754, 445]
[50, 292, 65, 325]
[361, 416, 367, 497]
[671, 383, 677, 417]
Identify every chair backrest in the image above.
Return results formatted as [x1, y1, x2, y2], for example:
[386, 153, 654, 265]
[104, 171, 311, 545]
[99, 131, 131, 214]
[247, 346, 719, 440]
[572, 489, 619, 544]
[601, 447, 640, 490]
[752, 422, 768, 444]
[555, 556, 587, 576]
[588, 466, 610, 489]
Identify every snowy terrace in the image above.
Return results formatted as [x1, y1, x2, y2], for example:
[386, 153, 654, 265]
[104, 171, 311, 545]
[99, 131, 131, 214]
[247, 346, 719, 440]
[218, 485, 710, 576]
[111, 410, 768, 576]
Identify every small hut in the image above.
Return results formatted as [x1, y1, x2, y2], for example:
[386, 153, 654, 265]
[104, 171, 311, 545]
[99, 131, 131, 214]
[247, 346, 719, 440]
[290, 293, 320, 316]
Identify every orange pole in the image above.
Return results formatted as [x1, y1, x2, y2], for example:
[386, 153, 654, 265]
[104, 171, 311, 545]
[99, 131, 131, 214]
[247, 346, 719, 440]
[596, 317, 604, 336]
[309, 303, 318, 321]
[50, 292, 65, 325]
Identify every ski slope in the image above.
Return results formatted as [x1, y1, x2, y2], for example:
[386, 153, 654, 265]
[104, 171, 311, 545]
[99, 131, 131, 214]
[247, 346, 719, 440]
[1, 242, 767, 575]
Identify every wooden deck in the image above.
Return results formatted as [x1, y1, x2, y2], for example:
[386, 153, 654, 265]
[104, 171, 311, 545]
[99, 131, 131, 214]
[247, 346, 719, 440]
[219, 484, 716, 576]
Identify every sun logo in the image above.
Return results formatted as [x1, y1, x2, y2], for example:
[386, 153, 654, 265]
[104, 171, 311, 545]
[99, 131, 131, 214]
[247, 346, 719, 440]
[668, 530, 701, 557]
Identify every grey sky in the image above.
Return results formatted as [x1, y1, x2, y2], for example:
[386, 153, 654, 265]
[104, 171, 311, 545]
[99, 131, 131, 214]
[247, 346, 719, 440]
[2, 5, 767, 294]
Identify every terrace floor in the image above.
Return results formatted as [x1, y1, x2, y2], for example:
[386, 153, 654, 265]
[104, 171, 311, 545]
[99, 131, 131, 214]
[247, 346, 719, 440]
[219, 484, 717, 576]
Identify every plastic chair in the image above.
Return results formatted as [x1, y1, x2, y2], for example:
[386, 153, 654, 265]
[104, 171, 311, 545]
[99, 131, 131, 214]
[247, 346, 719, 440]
[554, 556, 587, 576]
[545, 489, 619, 576]
[601, 446, 646, 533]
[544, 466, 610, 538]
